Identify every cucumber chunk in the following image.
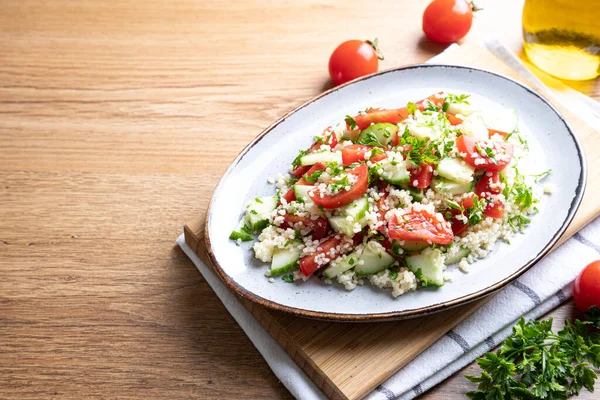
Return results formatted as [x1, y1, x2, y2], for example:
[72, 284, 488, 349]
[323, 248, 364, 279]
[446, 102, 474, 117]
[341, 129, 361, 142]
[460, 113, 489, 140]
[270, 247, 301, 276]
[357, 123, 399, 147]
[229, 218, 254, 242]
[444, 246, 471, 265]
[299, 151, 342, 166]
[398, 185, 424, 202]
[374, 156, 411, 186]
[354, 240, 395, 275]
[436, 158, 475, 184]
[328, 215, 357, 237]
[343, 196, 369, 221]
[431, 177, 473, 195]
[405, 248, 445, 287]
[395, 240, 429, 252]
[245, 196, 277, 233]
[482, 108, 518, 134]
[293, 185, 315, 206]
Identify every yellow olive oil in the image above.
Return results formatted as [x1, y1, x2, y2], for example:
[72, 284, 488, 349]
[522, 0, 600, 81]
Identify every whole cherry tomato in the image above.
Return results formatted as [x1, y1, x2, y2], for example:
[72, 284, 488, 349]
[422, 0, 474, 44]
[328, 39, 383, 86]
[573, 260, 600, 313]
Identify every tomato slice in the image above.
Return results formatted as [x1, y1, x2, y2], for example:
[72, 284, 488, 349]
[375, 182, 390, 231]
[488, 129, 509, 140]
[446, 113, 463, 126]
[484, 200, 504, 218]
[456, 135, 513, 171]
[341, 144, 388, 166]
[309, 164, 369, 209]
[409, 163, 434, 189]
[282, 214, 329, 240]
[388, 207, 453, 245]
[351, 107, 409, 131]
[475, 171, 502, 196]
[281, 163, 327, 204]
[292, 164, 311, 178]
[299, 233, 361, 276]
[416, 91, 445, 110]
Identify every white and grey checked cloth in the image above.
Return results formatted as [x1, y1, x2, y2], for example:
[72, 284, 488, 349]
[176, 39, 600, 400]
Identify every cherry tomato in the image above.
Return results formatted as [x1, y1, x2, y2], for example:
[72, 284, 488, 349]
[351, 107, 409, 131]
[388, 207, 454, 245]
[341, 144, 388, 166]
[299, 234, 362, 276]
[309, 164, 369, 209]
[475, 171, 502, 196]
[329, 39, 383, 86]
[574, 260, 600, 313]
[409, 163, 435, 189]
[483, 200, 504, 218]
[282, 214, 329, 240]
[422, 0, 474, 44]
[456, 135, 514, 171]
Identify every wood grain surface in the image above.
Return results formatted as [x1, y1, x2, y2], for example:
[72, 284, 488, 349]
[1, 0, 598, 399]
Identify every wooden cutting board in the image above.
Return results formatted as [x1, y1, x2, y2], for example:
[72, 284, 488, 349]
[183, 42, 600, 400]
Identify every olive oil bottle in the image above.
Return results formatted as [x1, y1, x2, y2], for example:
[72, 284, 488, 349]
[522, 0, 600, 81]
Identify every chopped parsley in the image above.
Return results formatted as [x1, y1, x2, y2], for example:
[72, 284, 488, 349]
[399, 129, 439, 166]
[357, 130, 383, 147]
[329, 175, 350, 192]
[305, 169, 324, 183]
[407, 102, 418, 114]
[466, 195, 486, 226]
[531, 169, 552, 183]
[475, 143, 498, 164]
[348, 257, 355, 266]
[389, 270, 399, 281]
[255, 197, 263, 204]
[282, 274, 295, 283]
[345, 115, 357, 130]
[508, 214, 531, 232]
[445, 93, 471, 105]
[414, 268, 430, 287]
[291, 149, 307, 168]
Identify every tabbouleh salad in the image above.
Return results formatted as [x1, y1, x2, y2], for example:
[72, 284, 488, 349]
[230, 92, 552, 297]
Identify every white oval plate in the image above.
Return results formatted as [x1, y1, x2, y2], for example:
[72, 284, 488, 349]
[205, 65, 586, 322]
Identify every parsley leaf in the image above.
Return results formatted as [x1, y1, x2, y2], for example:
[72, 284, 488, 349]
[466, 195, 485, 226]
[399, 129, 439, 166]
[531, 169, 552, 183]
[345, 115, 357, 130]
[584, 306, 600, 330]
[508, 214, 531, 232]
[282, 274, 294, 283]
[414, 268, 430, 287]
[389, 270, 398, 281]
[291, 149, 307, 168]
[305, 169, 324, 183]
[445, 93, 471, 105]
[407, 102, 418, 114]
[466, 316, 600, 399]
[357, 130, 383, 147]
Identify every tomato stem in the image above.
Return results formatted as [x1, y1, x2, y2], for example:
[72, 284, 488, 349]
[468, 0, 483, 12]
[366, 38, 385, 61]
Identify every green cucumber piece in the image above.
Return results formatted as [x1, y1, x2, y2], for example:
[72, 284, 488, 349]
[459, 113, 489, 140]
[431, 177, 473, 195]
[341, 129, 361, 142]
[398, 185, 425, 202]
[374, 157, 411, 186]
[328, 215, 355, 237]
[293, 185, 315, 206]
[357, 123, 399, 147]
[446, 102, 474, 117]
[444, 246, 470, 265]
[229, 218, 254, 242]
[396, 240, 429, 252]
[323, 248, 364, 279]
[482, 108, 518, 134]
[270, 247, 301, 276]
[342, 196, 369, 221]
[405, 248, 445, 287]
[436, 158, 475, 184]
[354, 240, 395, 275]
[299, 151, 342, 166]
[245, 196, 277, 233]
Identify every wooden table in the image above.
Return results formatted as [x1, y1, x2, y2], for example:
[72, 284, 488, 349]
[1, 0, 598, 398]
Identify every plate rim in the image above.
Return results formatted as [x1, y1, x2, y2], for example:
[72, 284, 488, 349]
[204, 64, 587, 322]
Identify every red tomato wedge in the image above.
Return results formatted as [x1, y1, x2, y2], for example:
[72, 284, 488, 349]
[388, 207, 453, 245]
[475, 171, 502, 196]
[309, 164, 369, 209]
[456, 135, 513, 171]
[483, 200, 504, 218]
[409, 163, 434, 189]
[416, 91, 445, 110]
[375, 182, 391, 231]
[341, 144, 388, 166]
[446, 113, 464, 126]
[281, 163, 327, 204]
[292, 164, 311, 178]
[488, 129, 509, 140]
[299, 234, 361, 276]
[282, 214, 329, 240]
[351, 107, 409, 130]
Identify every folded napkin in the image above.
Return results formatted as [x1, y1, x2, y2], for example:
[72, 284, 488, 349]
[177, 39, 600, 400]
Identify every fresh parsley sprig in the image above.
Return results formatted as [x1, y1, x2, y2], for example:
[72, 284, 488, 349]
[399, 128, 439, 166]
[466, 317, 600, 399]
